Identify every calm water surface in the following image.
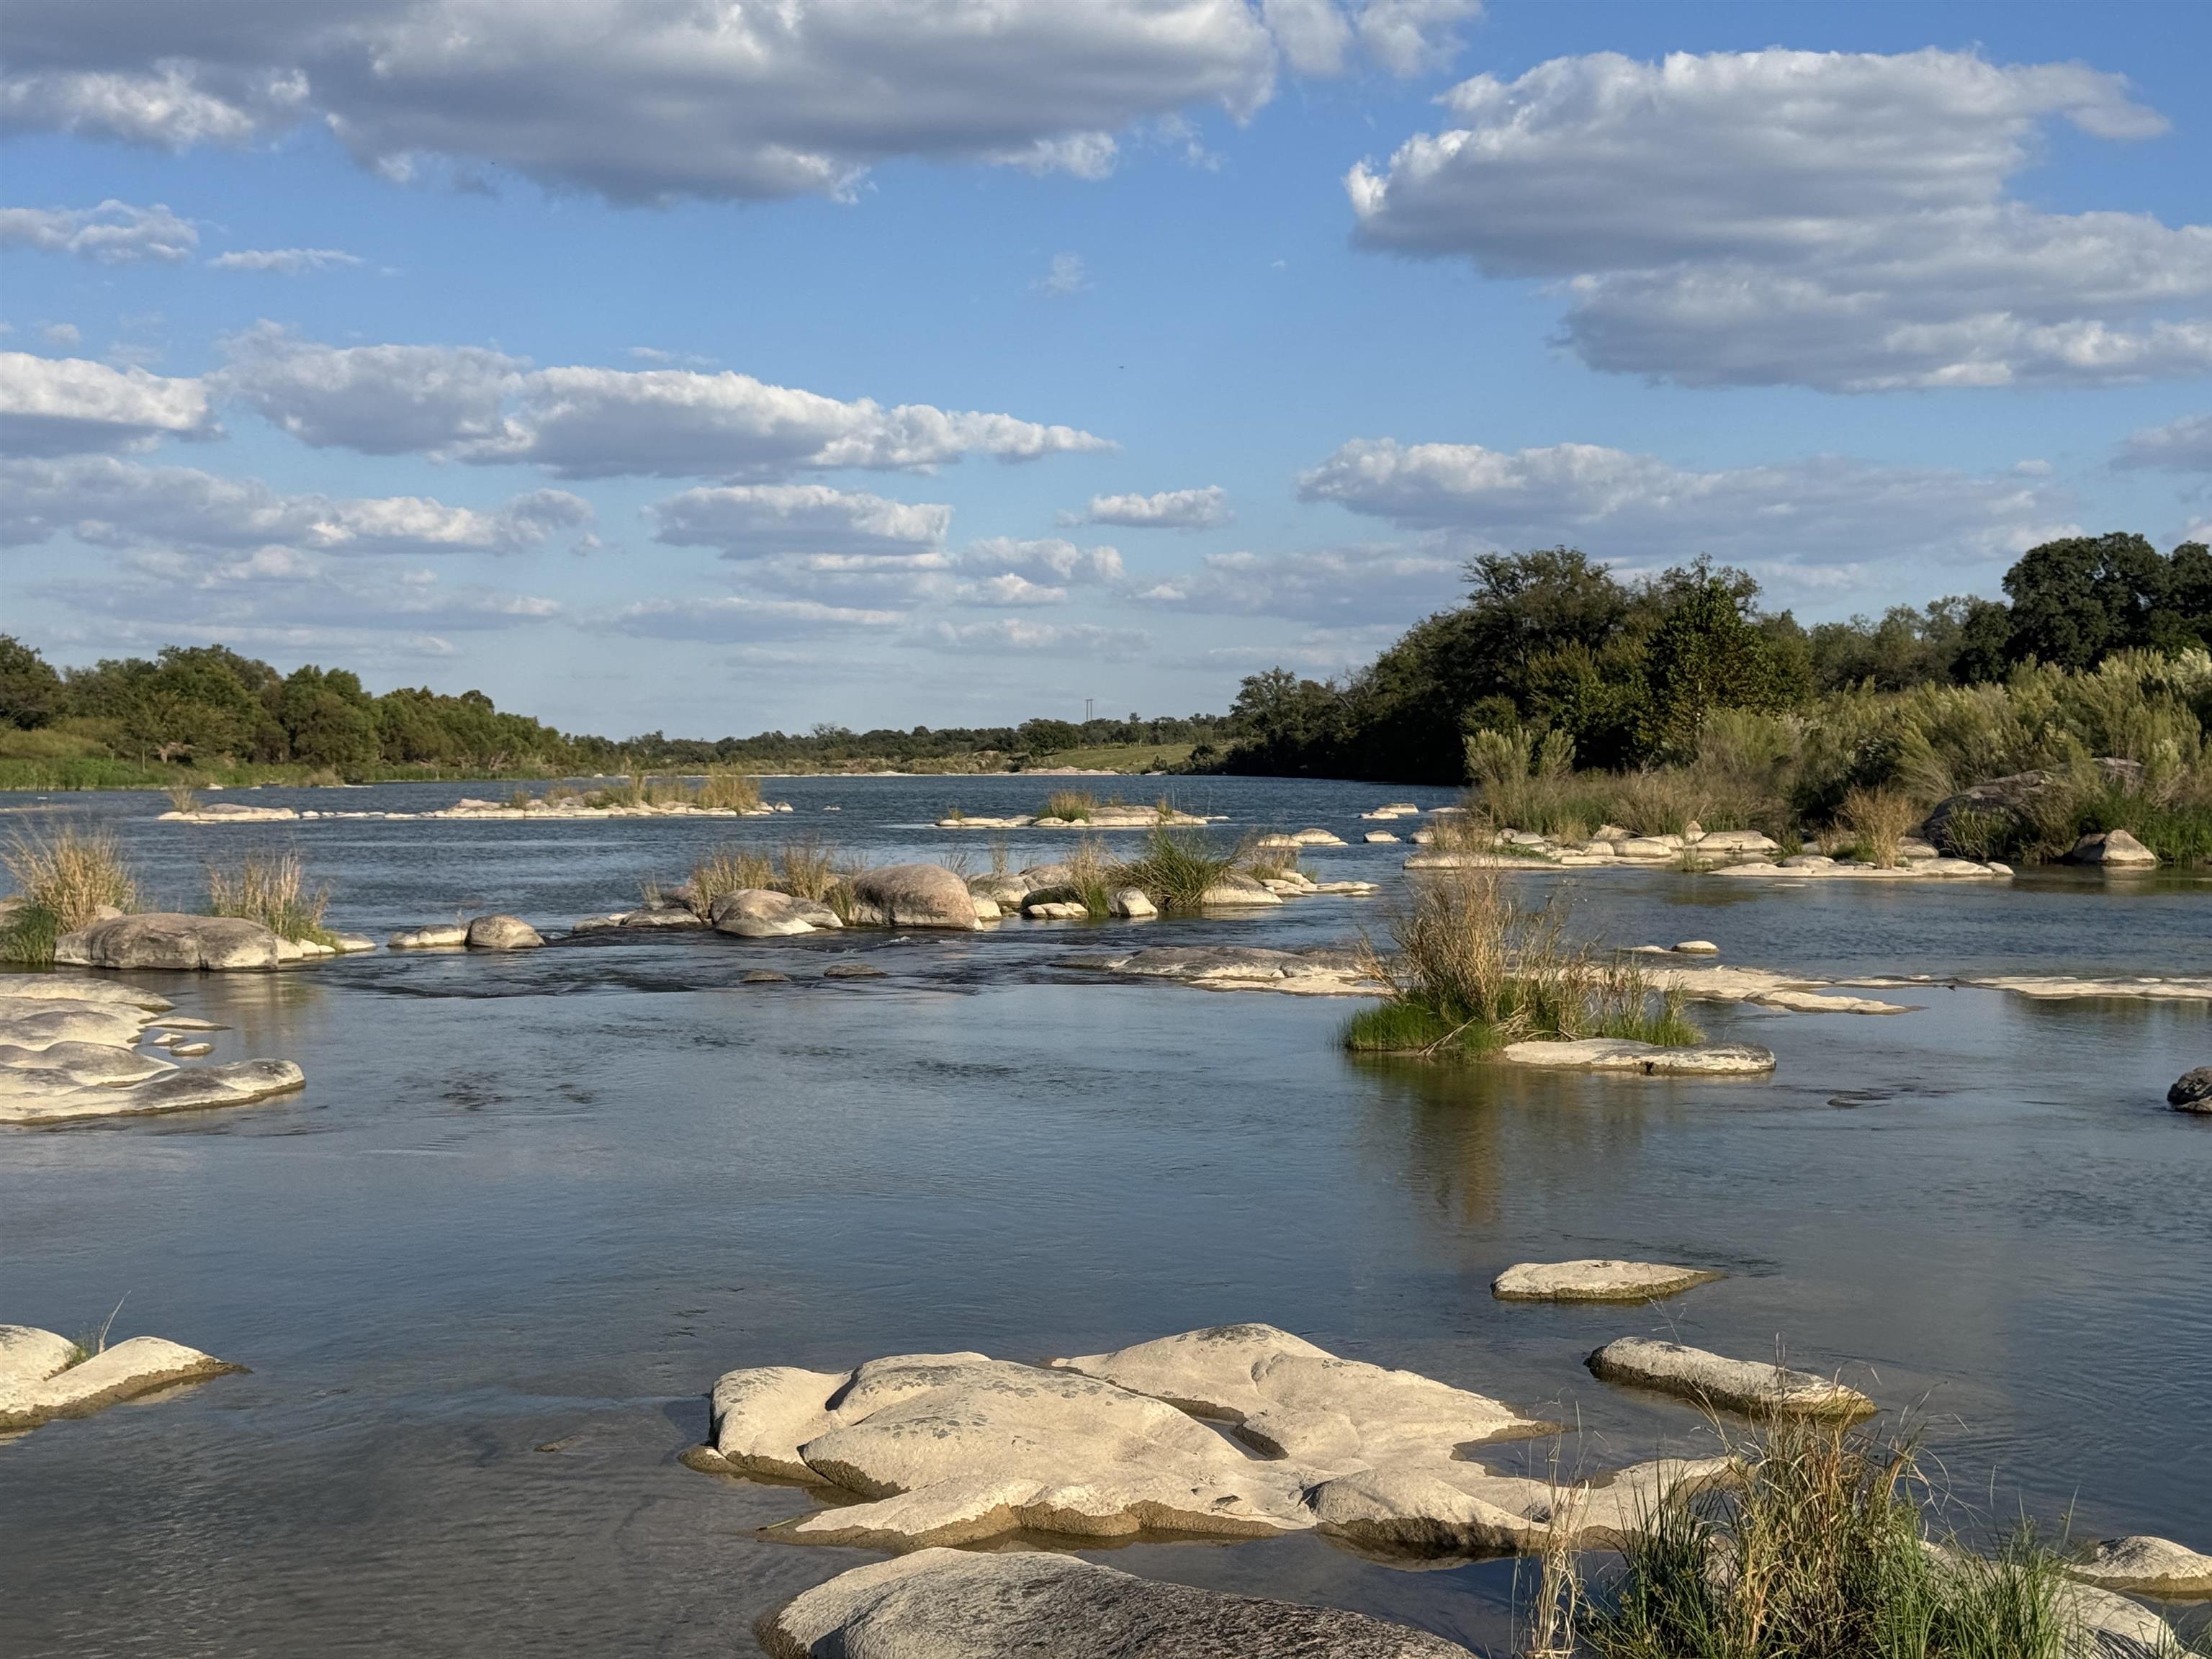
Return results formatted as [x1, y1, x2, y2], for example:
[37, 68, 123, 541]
[2, 776, 2207, 1655]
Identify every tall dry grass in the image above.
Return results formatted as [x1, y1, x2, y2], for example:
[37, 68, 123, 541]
[1041, 788, 1097, 822]
[1, 823, 139, 963]
[204, 850, 333, 943]
[1347, 867, 1696, 1056]
[1111, 827, 1233, 912]
[687, 846, 775, 914]
[1838, 786, 1920, 868]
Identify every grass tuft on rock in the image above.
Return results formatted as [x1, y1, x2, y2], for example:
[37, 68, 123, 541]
[1, 823, 139, 964]
[688, 846, 775, 914]
[205, 850, 336, 945]
[1041, 788, 1096, 822]
[1111, 827, 1233, 912]
[1344, 867, 1696, 1057]
[1544, 1415, 2093, 1659]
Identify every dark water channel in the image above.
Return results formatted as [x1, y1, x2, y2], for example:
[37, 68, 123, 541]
[2, 775, 2208, 1655]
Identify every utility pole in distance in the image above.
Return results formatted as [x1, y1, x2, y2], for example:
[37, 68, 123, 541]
[1084, 698, 1094, 724]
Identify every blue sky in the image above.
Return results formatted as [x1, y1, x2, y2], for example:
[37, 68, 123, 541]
[4, 1, 2208, 737]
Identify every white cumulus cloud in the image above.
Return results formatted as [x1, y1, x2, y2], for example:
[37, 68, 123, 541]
[648, 483, 950, 557]
[0, 198, 197, 262]
[212, 325, 1112, 477]
[601, 594, 904, 642]
[1297, 436, 2079, 572]
[1137, 541, 1462, 623]
[2116, 413, 2212, 473]
[1076, 485, 1231, 529]
[1346, 48, 2212, 389]
[920, 618, 1148, 655]
[0, 351, 216, 456]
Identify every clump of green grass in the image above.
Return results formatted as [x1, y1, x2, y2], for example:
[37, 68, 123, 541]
[1560, 1415, 2087, 1659]
[1, 823, 139, 964]
[1042, 788, 1096, 822]
[164, 783, 200, 814]
[1110, 827, 1233, 912]
[205, 850, 336, 945]
[1238, 832, 1302, 882]
[61, 1296, 130, 1370]
[1344, 867, 1698, 1057]
[775, 835, 845, 904]
[1066, 837, 1115, 918]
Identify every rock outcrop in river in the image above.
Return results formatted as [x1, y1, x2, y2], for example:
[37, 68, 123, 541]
[847, 864, 979, 930]
[0, 976, 305, 1124]
[1587, 1338, 1874, 1419]
[2169, 1067, 2212, 1112]
[0, 1323, 243, 1430]
[758, 1550, 1478, 1659]
[1493, 1260, 1724, 1302]
[689, 1323, 1727, 1555]
[55, 914, 286, 971]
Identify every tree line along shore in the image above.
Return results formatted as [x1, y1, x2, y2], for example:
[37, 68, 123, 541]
[4, 531, 2208, 863]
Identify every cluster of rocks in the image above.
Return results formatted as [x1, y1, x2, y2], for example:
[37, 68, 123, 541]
[0, 1322, 243, 1431]
[1360, 801, 1424, 821]
[1920, 760, 2163, 868]
[1253, 827, 1349, 849]
[1408, 821, 2013, 880]
[434, 796, 792, 821]
[0, 974, 305, 1125]
[54, 912, 375, 969]
[937, 804, 1218, 830]
[390, 914, 546, 950]
[688, 1323, 1726, 1556]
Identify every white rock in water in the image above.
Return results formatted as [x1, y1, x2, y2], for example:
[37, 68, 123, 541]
[55, 913, 284, 971]
[1493, 1260, 1723, 1302]
[1197, 873, 1282, 907]
[1673, 940, 1719, 954]
[389, 923, 468, 948]
[759, 1549, 1479, 1659]
[1108, 887, 1156, 918]
[1498, 1039, 1776, 1075]
[848, 863, 979, 930]
[328, 933, 377, 953]
[0, 1326, 244, 1431]
[0, 975, 170, 1012]
[1614, 838, 1676, 859]
[2069, 1534, 2212, 1594]
[1364, 831, 1401, 843]
[693, 1323, 1722, 1557]
[1292, 827, 1346, 845]
[2066, 829, 2157, 866]
[465, 914, 543, 950]
[1587, 1337, 1873, 1419]
[710, 889, 837, 938]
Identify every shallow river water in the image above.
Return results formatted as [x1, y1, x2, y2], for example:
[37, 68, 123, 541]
[3, 775, 2208, 1655]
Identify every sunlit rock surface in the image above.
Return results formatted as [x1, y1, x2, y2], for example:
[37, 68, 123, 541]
[1493, 1260, 1725, 1302]
[2069, 1534, 2212, 1595]
[0, 1324, 243, 1431]
[0, 976, 304, 1124]
[691, 1324, 1725, 1555]
[758, 1550, 1479, 1659]
[1588, 1338, 1874, 1419]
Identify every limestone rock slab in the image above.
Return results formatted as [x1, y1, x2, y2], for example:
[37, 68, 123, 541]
[711, 889, 838, 938]
[465, 914, 543, 950]
[0, 1326, 243, 1431]
[1588, 1337, 1873, 1419]
[759, 1549, 1476, 1659]
[1493, 1260, 1723, 1303]
[1498, 1039, 1776, 1076]
[390, 923, 468, 948]
[2069, 1534, 2212, 1595]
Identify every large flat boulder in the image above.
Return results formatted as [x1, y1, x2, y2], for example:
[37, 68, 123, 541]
[1059, 946, 1377, 996]
[1588, 1337, 1873, 1419]
[1197, 873, 1282, 907]
[0, 974, 170, 1011]
[54, 913, 284, 971]
[0, 1325, 243, 1431]
[1493, 1260, 1723, 1303]
[691, 1324, 1719, 1557]
[2068, 1534, 2212, 1596]
[848, 864, 978, 930]
[0, 979, 305, 1125]
[2067, 830, 2158, 867]
[389, 923, 468, 948]
[1498, 1039, 1776, 1076]
[711, 889, 840, 938]
[759, 1549, 1476, 1659]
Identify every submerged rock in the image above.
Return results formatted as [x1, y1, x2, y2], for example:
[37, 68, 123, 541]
[822, 961, 886, 979]
[389, 923, 468, 949]
[758, 1549, 1478, 1659]
[1493, 1260, 1724, 1303]
[0, 1324, 244, 1431]
[741, 969, 790, 984]
[2169, 1067, 2212, 1112]
[1107, 886, 1156, 918]
[1498, 1038, 1776, 1076]
[55, 913, 284, 971]
[465, 914, 543, 950]
[1588, 1337, 1874, 1419]
[1061, 945, 1377, 996]
[848, 863, 979, 930]
[695, 1323, 1719, 1556]
[2068, 1534, 2212, 1595]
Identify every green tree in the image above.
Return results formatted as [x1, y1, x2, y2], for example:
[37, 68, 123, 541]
[2002, 532, 2168, 670]
[1639, 559, 1794, 757]
[277, 665, 380, 770]
[1018, 718, 1082, 755]
[0, 636, 64, 728]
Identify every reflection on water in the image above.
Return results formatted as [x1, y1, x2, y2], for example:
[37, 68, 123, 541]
[1, 776, 2208, 1654]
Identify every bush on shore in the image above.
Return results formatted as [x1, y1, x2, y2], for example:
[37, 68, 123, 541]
[1, 823, 140, 964]
[1345, 867, 1697, 1056]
